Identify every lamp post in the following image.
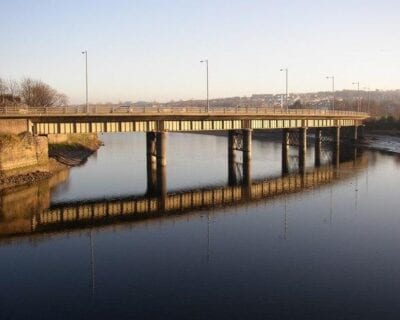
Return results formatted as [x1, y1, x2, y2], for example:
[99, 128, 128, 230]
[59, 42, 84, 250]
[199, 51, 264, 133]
[200, 59, 209, 112]
[326, 76, 335, 110]
[82, 50, 88, 113]
[352, 81, 360, 112]
[280, 68, 288, 110]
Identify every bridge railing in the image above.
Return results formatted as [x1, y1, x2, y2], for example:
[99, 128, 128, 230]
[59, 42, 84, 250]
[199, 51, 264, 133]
[0, 104, 369, 117]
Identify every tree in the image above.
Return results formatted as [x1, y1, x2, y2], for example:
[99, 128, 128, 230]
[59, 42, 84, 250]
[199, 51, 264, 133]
[19, 78, 68, 108]
[0, 78, 6, 104]
[7, 78, 19, 103]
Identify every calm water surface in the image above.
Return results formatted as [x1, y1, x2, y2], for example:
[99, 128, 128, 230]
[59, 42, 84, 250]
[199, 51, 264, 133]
[1, 133, 400, 320]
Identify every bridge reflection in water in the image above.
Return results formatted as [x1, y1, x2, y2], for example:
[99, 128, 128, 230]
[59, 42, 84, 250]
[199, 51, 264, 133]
[0, 144, 367, 241]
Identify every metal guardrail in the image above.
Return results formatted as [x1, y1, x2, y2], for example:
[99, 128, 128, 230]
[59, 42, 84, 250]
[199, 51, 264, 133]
[0, 104, 369, 117]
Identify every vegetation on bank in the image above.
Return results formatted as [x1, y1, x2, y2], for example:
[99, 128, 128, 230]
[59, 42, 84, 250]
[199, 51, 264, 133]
[48, 134, 102, 166]
[364, 116, 400, 135]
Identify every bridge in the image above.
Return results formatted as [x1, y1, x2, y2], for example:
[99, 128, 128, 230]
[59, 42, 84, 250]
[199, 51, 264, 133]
[0, 105, 369, 196]
[0, 150, 367, 241]
[0, 105, 368, 135]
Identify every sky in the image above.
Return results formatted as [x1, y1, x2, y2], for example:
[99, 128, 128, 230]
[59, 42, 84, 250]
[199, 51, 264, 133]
[1, 0, 400, 104]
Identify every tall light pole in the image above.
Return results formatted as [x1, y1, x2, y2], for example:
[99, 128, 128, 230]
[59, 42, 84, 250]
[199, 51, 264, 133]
[280, 68, 288, 110]
[82, 50, 88, 113]
[326, 76, 335, 110]
[352, 81, 360, 112]
[200, 59, 209, 112]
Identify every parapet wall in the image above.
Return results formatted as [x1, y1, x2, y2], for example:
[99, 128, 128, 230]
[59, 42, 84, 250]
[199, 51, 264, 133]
[0, 133, 48, 172]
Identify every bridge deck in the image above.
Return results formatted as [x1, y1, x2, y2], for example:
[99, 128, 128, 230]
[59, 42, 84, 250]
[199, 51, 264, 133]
[0, 106, 369, 135]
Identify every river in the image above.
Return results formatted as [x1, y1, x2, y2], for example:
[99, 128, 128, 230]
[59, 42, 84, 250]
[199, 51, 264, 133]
[1, 132, 400, 319]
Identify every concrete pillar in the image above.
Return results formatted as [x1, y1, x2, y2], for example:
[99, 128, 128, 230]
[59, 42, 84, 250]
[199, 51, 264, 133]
[314, 128, 322, 167]
[146, 132, 157, 195]
[353, 126, 358, 141]
[157, 164, 167, 209]
[155, 132, 167, 197]
[156, 131, 167, 167]
[282, 129, 290, 175]
[333, 127, 341, 167]
[242, 129, 252, 161]
[228, 130, 238, 186]
[332, 144, 340, 167]
[299, 128, 307, 173]
[242, 129, 252, 187]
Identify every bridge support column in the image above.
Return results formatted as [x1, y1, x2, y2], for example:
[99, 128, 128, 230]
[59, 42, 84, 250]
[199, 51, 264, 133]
[228, 130, 238, 186]
[333, 127, 340, 167]
[146, 131, 167, 198]
[242, 129, 252, 187]
[353, 126, 358, 142]
[282, 129, 290, 175]
[156, 132, 167, 197]
[315, 128, 322, 167]
[146, 132, 157, 194]
[299, 128, 307, 173]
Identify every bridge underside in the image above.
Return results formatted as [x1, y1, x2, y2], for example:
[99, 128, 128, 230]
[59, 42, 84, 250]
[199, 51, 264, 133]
[30, 117, 363, 135]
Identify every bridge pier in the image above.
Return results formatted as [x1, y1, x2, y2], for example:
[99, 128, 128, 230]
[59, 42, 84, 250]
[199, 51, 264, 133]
[228, 131, 238, 186]
[146, 131, 167, 197]
[353, 126, 358, 142]
[227, 129, 252, 186]
[332, 127, 341, 167]
[314, 128, 322, 167]
[299, 128, 307, 173]
[242, 129, 252, 187]
[146, 132, 158, 194]
[282, 129, 290, 175]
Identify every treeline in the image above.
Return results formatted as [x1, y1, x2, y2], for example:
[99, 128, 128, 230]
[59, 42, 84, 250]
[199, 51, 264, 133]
[0, 78, 68, 108]
[365, 116, 400, 131]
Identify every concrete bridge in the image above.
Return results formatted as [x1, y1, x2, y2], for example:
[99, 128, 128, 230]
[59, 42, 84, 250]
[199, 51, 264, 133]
[0, 105, 368, 192]
[0, 105, 368, 135]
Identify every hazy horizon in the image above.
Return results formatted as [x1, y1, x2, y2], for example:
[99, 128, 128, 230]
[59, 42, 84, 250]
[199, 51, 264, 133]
[1, 0, 400, 104]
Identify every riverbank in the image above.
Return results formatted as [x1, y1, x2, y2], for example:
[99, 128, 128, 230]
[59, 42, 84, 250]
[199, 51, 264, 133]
[358, 134, 400, 155]
[0, 133, 102, 192]
[48, 134, 102, 166]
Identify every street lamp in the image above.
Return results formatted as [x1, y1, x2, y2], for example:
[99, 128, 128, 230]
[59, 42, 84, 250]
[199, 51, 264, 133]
[352, 81, 360, 112]
[82, 50, 88, 113]
[200, 59, 209, 112]
[280, 68, 288, 110]
[326, 76, 335, 110]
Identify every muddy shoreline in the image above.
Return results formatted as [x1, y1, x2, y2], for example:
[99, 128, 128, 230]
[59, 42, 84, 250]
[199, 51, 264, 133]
[0, 138, 102, 192]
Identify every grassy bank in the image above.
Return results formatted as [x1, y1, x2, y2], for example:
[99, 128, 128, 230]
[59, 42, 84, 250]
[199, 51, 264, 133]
[365, 116, 400, 136]
[49, 134, 102, 166]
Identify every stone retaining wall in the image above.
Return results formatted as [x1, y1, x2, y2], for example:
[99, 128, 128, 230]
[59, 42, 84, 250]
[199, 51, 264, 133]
[0, 133, 48, 172]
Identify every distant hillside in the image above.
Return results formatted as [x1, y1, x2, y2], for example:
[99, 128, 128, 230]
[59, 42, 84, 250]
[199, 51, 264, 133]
[117, 89, 400, 117]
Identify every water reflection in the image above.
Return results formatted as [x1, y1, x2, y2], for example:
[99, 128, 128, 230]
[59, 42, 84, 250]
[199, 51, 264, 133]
[3, 133, 400, 320]
[0, 144, 366, 241]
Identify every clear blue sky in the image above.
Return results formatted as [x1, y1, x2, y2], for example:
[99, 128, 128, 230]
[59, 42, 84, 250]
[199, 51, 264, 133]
[1, 0, 399, 103]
